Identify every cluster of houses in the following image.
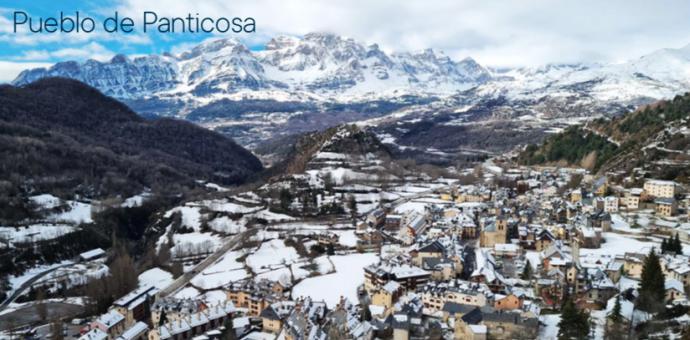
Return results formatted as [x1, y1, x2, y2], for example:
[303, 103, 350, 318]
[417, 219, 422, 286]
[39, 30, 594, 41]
[74, 163, 690, 340]
[344, 169, 690, 339]
[79, 284, 236, 340]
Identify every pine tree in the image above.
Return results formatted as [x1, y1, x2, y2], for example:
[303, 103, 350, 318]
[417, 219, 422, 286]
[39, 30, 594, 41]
[558, 298, 589, 340]
[220, 316, 237, 340]
[347, 195, 358, 225]
[606, 296, 627, 340]
[158, 309, 168, 326]
[50, 321, 64, 340]
[360, 301, 372, 322]
[674, 233, 682, 253]
[323, 173, 334, 192]
[279, 188, 292, 211]
[110, 249, 138, 298]
[609, 296, 622, 323]
[661, 238, 668, 253]
[637, 248, 665, 313]
[521, 260, 532, 280]
[36, 287, 48, 321]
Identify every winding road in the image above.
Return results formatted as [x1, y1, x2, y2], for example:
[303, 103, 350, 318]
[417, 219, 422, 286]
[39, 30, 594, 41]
[0, 262, 76, 311]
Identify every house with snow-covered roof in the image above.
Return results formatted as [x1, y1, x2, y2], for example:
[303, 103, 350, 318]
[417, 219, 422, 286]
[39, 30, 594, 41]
[324, 298, 373, 340]
[112, 285, 159, 327]
[225, 279, 285, 317]
[370, 280, 403, 313]
[479, 216, 508, 248]
[591, 176, 608, 196]
[117, 321, 148, 340]
[644, 179, 681, 199]
[151, 297, 204, 326]
[622, 252, 646, 279]
[580, 269, 618, 307]
[420, 280, 490, 313]
[541, 243, 573, 271]
[90, 310, 126, 339]
[149, 301, 235, 340]
[621, 188, 641, 210]
[576, 223, 601, 249]
[493, 293, 523, 311]
[493, 243, 520, 258]
[80, 248, 106, 261]
[660, 254, 690, 290]
[364, 260, 430, 294]
[655, 197, 678, 217]
[79, 328, 109, 340]
[452, 304, 538, 340]
[404, 213, 428, 239]
[260, 300, 295, 333]
[665, 279, 687, 303]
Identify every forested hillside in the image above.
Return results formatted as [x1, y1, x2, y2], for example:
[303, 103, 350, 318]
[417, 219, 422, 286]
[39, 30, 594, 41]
[0, 78, 263, 223]
[518, 92, 690, 182]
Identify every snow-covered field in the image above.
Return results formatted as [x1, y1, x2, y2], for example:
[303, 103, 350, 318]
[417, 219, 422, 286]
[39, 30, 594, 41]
[0, 224, 75, 245]
[156, 198, 295, 260]
[208, 216, 247, 235]
[191, 250, 248, 289]
[292, 253, 379, 307]
[35, 262, 108, 292]
[28, 194, 93, 224]
[582, 233, 671, 258]
[165, 206, 203, 231]
[175, 286, 200, 299]
[394, 201, 428, 214]
[611, 214, 643, 234]
[171, 232, 222, 257]
[138, 267, 173, 290]
[200, 289, 227, 305]
[0, 195, 98, 247]
[121, 192, 152, 208]
[48, 201, 93, 224]
[198, 199, 263, 214]
[338, 230, 358, 248]
[538, 314, 560, 340]
[255, 267, 293, 287]
[246, 240, 300, 272]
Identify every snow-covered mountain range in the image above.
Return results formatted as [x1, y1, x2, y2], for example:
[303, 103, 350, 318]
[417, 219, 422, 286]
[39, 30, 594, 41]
[12, 33, 690, 160]
[13, 33, 491, 105]
[14, 33, 690, 109]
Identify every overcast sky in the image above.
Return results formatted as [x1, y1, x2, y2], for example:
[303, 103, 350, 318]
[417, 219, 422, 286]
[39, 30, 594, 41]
[2, 0, 690, 82]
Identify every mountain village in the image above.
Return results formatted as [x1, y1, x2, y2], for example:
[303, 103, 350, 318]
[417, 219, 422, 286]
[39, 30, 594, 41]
[1, 123, 688, 340]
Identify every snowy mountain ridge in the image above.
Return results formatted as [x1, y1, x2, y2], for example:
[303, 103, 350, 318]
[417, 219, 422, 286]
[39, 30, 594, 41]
[13, 34, 690, 111]
[12, 33, 491, 105]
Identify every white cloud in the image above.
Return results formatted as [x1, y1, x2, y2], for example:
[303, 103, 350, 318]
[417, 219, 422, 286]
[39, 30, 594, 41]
[0, 61, 52, 83]
[168, 41, 201, 56]
[15, 42, 115, 62]
[111, 0, 690, 67]
[0, 7, 151, 46]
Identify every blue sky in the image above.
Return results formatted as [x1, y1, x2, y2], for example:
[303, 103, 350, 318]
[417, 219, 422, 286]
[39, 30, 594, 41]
[1, 0, 261, 59]
[3, 0, 690, 82]
[0, 0, 266, 81]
